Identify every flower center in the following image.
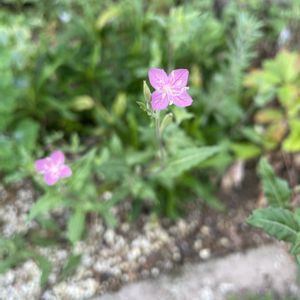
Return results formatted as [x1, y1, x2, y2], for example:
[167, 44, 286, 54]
[49, 163, 61, 176]
[163, 84, 173, 95]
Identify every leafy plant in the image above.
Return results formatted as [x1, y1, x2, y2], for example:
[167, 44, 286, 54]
[244, 50, 300, 152]
[0, 236, 52, 288]
[0, 13, 40, 181]
[248, 158, 300, 276]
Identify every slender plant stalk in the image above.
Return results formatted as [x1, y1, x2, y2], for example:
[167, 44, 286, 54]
[155, 111, 165, 168]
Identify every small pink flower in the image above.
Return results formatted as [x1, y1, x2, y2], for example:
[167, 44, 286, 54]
[35, 150, 72, 186]
[148, 68, 193, 111]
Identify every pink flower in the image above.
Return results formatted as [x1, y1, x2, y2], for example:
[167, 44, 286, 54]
[148, 68, 193, 111]
[35, 150, 72, 186]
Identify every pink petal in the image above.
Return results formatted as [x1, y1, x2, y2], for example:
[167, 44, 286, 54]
[44, 173, 60, 186]
[148, 68, 169, 90]
[169, 69, 189, 88]
[35, 158, 50, 174]
[172, 91, 193, 107]
[50, 150, 65, 165]
[151, 90, 169, 111]
[59, 165, 72, 178]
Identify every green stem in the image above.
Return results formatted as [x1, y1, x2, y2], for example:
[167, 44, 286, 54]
[155, 111, 165, 167]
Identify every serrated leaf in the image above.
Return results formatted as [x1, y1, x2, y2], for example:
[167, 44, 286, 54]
[291, 234, 300, 255]
[264, 50, 300, 83]
[248, 207, 299, 242]
[258, 158, 291, 207]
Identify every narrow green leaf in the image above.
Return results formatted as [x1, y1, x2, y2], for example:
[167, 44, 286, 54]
[143, 80, 151, 105]
[35, 255, 52, 288]
[28, 193, 66, 220]
[159, 113, 173, 135]
[160, 146, 220, 179]
[67, 209, 86, 244]
[60, 254, 81, 280]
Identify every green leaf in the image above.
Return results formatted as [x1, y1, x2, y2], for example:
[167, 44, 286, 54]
[294, 208, 300, 228]
[291, 234, 300, 255]
[0, 138, 19, 171]
[67, 209, 85, 244]
[254, 108, 283, 124]
[69, 149, 97, 191]
[257, 158, 291, 207]
[182, 176, 224, 211]
[14, 118, 39, 151]
[160, 146, 220, 179]
[35, 255, 52, 288]
[28, 193, 67, 220]
[171, 106, 193, 125]
[143, 80, 151, 104]
[112, 92, 127, 117]
[283, 120, 300, 152]
[98, 158, 129, 181]
[248, 207, 299, 242]
[231, 143, 261, 160]
[160, 113, 173, 135]
[60, 254, 81, 280]
[264, 50, 300, 83]
[71, 95, 95, 111]
[95, 4, 121, 30]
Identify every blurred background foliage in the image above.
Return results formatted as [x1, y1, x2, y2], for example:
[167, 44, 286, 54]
[0, 0, 300, 235]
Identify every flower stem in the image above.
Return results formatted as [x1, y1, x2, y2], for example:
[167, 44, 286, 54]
[155, 111, 165, 168]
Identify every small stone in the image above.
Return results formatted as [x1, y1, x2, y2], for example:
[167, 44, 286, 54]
[164, 260, 173, 270]
[82, 254, 93, 267]
[104, 229, 116, 246]
[173, 252, 181, 262]
[141, 269, 150, 278]
[193, 239, 203, 251]
[127, 247, 141, 261]
[103, 191, 112, 201]
[220, 237, 230, 248]
[151, 268, 159, 277]
[138, 256, 146, 264]
[177, 220, 188, 235]
[121, 222, 130, 233]
[122, 274, 129, 282]
[199, 248, 211, 260]
[201, 225, 211, 236]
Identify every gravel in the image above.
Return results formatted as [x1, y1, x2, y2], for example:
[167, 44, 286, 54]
[0, 165, 297, 299]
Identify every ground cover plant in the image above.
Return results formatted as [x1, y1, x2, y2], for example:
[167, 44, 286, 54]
[1, 0, 300, 295]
